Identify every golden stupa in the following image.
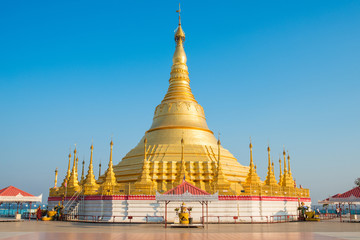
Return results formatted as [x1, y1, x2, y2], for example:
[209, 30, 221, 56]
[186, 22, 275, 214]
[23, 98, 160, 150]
[50, 9, 309, 200]
[111, 12, 249, 194]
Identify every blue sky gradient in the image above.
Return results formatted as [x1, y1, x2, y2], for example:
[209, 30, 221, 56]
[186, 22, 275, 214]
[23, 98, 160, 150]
[0, 0, 359, 203]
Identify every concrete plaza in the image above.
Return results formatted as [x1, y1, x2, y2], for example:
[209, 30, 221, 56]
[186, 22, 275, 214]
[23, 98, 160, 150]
[0, 220, 360, 240]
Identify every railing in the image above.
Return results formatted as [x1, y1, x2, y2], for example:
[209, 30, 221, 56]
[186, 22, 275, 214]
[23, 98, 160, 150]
[63, 191, 81, 213]
[61, 214, 309, 224]
[319, 213, 336, 220]
[61, 214, 302, 224]
[269, 215, 298, 223]
[205, 215, 269, 223]
[63, 214, 165, 223]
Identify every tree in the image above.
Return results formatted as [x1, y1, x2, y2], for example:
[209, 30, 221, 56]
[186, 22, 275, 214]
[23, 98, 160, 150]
[355, 178, 360, 187]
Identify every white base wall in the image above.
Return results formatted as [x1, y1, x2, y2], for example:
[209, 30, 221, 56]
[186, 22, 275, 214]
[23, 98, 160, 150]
[48, 198, 311, 223]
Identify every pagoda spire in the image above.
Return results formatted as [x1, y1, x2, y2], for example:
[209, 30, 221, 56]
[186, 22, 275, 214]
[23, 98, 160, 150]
[66, 152, 71, 180]
[249, 139, 254, 172]
[281, 149, 295, 188]
[80, 159, 85, 185]
[61, 152, 71, 187]
[98, 162, 101, 179]
[66, 147, 81, 195]
[49, 167, 60, 197]
[278, 156, 283, 185]
[99, 140, 119, 195]
[283, 148, 287, 175]
[76, 157, 79, 176]
[161, 6, 196, 103]
[287, 152, 295, 185]
[213, 137, 230, 194]
[217, 138, 221, 167]
[244, 139, 261, 186]
[134, 137, 154, 194]
[287, 152, 292, 174]
[83, 144, 99, 195]
[176, 137, 190, 185]
[56, 151, 72, 196]
[264, 145, 277, 186]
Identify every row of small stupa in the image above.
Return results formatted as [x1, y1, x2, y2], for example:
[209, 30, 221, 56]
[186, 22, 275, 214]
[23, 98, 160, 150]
[50, 138, 309, 198]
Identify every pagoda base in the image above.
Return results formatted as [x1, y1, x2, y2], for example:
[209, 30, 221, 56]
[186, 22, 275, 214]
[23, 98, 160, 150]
[48, 195, 311, 223]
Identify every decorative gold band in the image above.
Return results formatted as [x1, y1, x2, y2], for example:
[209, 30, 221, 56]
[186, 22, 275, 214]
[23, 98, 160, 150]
[146, 126, 213, 134]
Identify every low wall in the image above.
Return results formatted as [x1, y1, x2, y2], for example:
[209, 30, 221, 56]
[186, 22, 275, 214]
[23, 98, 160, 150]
[48, 195, 311, 223]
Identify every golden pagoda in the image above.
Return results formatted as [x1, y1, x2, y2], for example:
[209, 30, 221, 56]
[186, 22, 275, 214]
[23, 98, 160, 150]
[49, 8, 310, 200]
[112, 10, 249, 194]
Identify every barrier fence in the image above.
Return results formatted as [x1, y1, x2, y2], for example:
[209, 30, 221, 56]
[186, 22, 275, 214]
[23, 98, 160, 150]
[62, 214, 306, 224]
[63, 214, 165, 223]
[319, 213, 337, 220]
[269, 215, 298, 223]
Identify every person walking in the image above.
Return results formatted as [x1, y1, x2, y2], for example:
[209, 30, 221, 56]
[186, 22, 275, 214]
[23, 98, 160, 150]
[36, 206, 42, 221]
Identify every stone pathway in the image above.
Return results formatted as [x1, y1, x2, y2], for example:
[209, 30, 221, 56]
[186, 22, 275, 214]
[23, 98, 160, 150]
[0, 221, 359, 239]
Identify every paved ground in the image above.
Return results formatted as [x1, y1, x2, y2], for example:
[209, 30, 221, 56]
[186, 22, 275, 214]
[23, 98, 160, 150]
[0, 220, 360, 239]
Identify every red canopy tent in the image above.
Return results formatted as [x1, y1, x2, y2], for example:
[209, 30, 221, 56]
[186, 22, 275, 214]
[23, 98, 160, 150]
[0, 186, 42, 220]
[156, 180, 218, 228]
[319, 186, 360, 222]
[319, 187, 360, 204]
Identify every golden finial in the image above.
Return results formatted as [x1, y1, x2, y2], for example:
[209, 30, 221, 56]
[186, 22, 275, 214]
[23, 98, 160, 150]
[66, 150, 71, 180]
[279, 155, 282, 177]
[109, 140, 114, 165]
[81, 158, 85, 183]
[90, 143, 94, 164]
[249, 137, 254, 170]
[217, 132, 221, 166]
[54, 167, 58, 188]
[144, 137, 148, 162]
[72, 148, 77, 172]
[176, 3, 181, 26]
[267, 145, 271, 170]
[174, 4, 185, 43]
[287, 151, 291, 173]
[283, 147, 287, 173]
[76, 157, 79, 173]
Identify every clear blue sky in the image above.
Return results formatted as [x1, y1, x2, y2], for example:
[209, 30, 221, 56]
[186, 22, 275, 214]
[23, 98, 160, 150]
[0, 0, 359, 204]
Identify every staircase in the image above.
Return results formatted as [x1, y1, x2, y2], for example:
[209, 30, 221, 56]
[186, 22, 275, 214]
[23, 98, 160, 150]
[64, 191, 84, 220]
